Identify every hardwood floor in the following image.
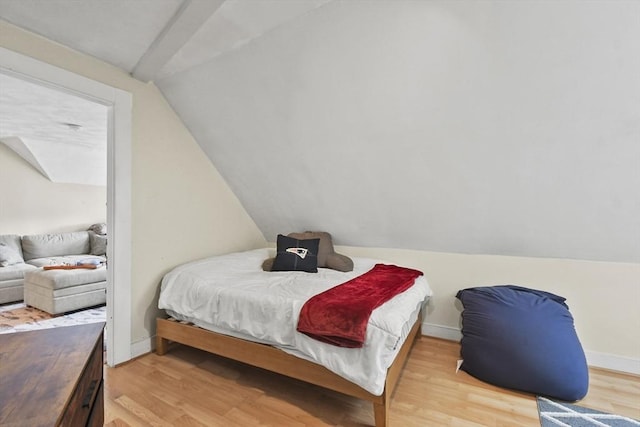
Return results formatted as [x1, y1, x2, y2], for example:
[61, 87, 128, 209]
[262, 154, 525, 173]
[104, 337, 640, 426]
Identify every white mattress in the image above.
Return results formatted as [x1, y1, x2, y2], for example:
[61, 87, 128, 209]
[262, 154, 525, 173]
[158, 248, 433, 395]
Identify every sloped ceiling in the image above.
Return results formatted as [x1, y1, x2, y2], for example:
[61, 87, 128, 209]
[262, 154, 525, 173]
[1, 0, 638, 262]
[0, 72, 108, 186]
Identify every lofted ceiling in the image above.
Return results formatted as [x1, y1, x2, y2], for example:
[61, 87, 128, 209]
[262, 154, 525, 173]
[0, 72, 108, 186]
[1, 0, 638, 263]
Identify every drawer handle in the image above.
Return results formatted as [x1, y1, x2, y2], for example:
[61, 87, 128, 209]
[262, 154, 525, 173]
[82, 379, 98, 408]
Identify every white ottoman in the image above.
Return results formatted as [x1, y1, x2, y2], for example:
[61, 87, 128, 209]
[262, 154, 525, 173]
[24, 267, 107, 315]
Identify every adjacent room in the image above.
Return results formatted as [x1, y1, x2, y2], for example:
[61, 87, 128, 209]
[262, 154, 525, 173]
[0, 71, 108, 337]
[0, 0, 638, 426]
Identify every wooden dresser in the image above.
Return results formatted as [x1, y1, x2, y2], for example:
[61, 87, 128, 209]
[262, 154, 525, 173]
[0, 322, 105, 427]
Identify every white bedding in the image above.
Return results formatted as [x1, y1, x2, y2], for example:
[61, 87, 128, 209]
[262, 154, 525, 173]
[158, 248, 432, 395]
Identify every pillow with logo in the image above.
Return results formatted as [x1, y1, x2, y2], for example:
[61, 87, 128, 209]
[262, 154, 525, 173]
[271, 234, 320, 273]
[262, 231, 354, 272]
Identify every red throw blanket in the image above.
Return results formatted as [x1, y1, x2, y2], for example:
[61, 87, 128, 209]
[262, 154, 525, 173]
[297, 264, 423, 348]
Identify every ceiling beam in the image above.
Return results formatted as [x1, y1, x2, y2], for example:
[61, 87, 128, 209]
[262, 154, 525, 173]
[132, 0, 225, 82]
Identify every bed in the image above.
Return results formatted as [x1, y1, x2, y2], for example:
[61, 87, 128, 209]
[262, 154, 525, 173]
[156, 248, 432, 426]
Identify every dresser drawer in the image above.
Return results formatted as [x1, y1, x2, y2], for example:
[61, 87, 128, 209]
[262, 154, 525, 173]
[86, 380, 104, 427]
[60, 333, 103, 427]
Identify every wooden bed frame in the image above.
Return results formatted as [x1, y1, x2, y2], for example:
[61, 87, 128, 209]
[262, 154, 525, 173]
[156, 312, 422, 427]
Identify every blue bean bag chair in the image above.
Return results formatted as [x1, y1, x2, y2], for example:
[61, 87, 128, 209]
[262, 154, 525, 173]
[456, 285, 588, 401]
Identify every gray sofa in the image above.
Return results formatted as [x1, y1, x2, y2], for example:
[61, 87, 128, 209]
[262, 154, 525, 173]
[0, 230, 107, 306]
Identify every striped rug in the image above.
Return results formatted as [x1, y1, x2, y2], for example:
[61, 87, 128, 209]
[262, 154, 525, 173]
[538, 396, 640, 427]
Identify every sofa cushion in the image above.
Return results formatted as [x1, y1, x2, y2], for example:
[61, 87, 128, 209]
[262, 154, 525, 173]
[0, 243, 24, 267]
[89, 231, 107, 256]
[26, 255, 106, 268]
[0, 235, 24, 260]
[87, 222, 107, 235]
[0, 263, 38, 281]
[25, 267, 107, 290]
[21, 232, 91, 261]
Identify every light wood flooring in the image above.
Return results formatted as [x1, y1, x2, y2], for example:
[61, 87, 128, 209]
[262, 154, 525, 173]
[104, 337, 640, 426]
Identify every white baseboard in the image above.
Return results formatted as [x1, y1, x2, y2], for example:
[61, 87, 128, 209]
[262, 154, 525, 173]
[585, 350, 640, 376]
[421, 322, 640, 376]
[130, 336, 154, 359]
[421, 322, 462, 341]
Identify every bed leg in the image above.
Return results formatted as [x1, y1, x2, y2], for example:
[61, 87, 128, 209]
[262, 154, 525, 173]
[156, 334, 168, 355]
[373, 397, 389, 427]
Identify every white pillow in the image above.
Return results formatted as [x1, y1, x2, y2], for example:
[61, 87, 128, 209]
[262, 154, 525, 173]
[89, 231, 107, 256]
[0, 242, 24, 267]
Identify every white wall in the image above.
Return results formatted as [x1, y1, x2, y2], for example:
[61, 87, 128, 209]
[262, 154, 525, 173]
[0, 21, 267, 343]
[158, 0, 640, 373]
[0, 143, 106, 235]
[158, 0, 640, 264]
[338, 245, 640, 373]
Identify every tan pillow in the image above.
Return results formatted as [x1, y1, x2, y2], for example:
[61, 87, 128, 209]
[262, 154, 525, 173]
[263, 231, 353, 272]
[262, 257, 275, 271]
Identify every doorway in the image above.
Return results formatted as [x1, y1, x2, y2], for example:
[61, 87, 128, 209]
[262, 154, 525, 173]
[0, 47, 132, 366]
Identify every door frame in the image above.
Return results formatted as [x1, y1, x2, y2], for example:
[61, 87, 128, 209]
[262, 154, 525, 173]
[0, 47, 132, 366]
